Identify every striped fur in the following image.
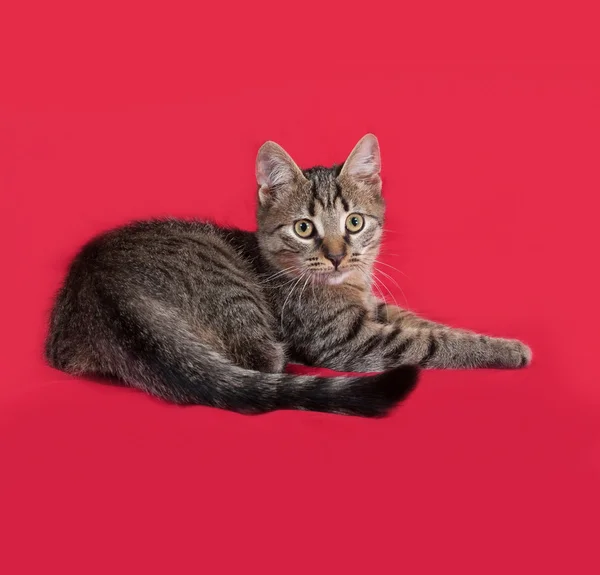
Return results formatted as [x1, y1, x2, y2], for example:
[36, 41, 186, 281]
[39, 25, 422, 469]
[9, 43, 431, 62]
[45, 134, 530, 417]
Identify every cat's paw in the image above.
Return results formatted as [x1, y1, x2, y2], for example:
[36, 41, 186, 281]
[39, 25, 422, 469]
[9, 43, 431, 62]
[492, 338, 532, 368]
[510, 339, 532, 367]
[518, 341, 533, 367]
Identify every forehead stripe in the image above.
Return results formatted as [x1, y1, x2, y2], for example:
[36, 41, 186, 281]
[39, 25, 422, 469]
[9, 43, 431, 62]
[308, 177, 327, 212]
[334, 181, 350, 212]
[308, 196, 316, 217]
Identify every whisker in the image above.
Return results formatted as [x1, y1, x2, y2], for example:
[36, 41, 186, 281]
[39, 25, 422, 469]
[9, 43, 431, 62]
[374, 273, 401, 309]
[353, 262, 386, 314]
[280, 272, 307, 332]
[267, 272, 309, 290]
[368, 275, 389, 321]
[258, 266, 297, 285]
[374, 267, 408, 307]
[298, 274, 312, 302]
[373, 259, 410, 279]
[374, 267, 401, 290]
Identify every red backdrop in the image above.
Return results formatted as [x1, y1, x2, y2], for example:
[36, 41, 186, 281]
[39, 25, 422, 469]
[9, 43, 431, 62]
[1, 2, 599, 574]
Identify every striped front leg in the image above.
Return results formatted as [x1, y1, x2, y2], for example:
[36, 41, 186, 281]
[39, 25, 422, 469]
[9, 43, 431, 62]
[303, 304, 532, 372]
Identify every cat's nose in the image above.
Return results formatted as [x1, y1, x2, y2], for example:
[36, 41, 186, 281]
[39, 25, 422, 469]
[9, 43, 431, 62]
[325, 253, 345, 269]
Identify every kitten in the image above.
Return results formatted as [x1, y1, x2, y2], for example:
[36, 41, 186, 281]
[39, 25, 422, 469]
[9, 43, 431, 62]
[45, 134, 531, 417]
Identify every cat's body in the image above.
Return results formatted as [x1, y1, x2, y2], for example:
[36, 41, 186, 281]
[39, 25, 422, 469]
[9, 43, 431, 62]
[45, 135, 531, 417]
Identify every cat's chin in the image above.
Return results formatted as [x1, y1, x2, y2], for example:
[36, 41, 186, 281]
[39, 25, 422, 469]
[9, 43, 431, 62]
[311, 270, 351, 285]
[327, 271, 351, 285]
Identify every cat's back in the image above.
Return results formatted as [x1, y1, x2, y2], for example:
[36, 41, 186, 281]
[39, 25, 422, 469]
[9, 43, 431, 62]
[49, 218, 262, 324]
[78, 218, 226, 263]
[69, 218, 258, 280]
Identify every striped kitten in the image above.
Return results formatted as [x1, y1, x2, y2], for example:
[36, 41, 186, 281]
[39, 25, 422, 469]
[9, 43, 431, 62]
[45, 134, 531, 417]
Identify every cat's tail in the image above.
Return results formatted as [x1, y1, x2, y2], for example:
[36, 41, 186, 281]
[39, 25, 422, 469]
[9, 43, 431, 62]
[271, 365, 419, 417]
[134, 339, 419, 417]
[114, 315, 417, 418]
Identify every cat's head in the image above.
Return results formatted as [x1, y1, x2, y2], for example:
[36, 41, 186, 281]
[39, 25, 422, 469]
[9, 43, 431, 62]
[256, 134, 384, 286]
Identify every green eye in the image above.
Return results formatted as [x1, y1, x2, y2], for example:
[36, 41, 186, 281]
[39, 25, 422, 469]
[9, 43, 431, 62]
[294, 219, 315, 238]
[345, 213, 364, 233]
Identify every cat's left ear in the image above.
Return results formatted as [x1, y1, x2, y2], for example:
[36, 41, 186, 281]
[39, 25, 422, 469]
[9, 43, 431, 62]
[339, 134, 381, 186]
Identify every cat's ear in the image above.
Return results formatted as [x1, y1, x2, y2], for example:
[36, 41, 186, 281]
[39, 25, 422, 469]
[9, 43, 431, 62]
[339, 134, 381, 185]
[256, 141, 305, 205]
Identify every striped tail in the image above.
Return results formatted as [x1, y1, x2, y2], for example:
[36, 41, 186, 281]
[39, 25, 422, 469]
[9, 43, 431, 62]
[124, 330, 419, 417]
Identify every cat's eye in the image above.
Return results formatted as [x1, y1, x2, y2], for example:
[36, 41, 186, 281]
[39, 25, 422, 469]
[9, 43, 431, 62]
[345, 213, 365, 233]
[294, 219, 315, 238]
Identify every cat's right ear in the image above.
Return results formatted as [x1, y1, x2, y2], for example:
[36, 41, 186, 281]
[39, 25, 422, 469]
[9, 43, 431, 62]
[256, 141, 304, 205]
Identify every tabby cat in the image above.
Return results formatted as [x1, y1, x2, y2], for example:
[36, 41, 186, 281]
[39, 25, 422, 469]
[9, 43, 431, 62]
[45, 134, 531, 417]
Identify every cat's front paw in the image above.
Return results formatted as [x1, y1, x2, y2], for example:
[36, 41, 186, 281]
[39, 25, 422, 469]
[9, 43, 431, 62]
[511, 340, 532, 368]
[491, 338, 532, 368]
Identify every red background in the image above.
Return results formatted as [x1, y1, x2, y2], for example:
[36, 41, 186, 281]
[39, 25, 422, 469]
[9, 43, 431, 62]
[1, 2, 599, 574]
